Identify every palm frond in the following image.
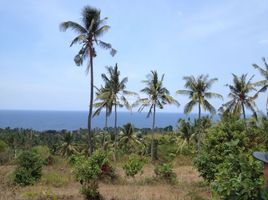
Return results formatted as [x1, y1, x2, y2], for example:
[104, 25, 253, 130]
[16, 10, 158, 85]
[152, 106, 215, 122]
[60, 21, 87, 34]
[70, 34, 87, 47]
[184, 100, 196, 114]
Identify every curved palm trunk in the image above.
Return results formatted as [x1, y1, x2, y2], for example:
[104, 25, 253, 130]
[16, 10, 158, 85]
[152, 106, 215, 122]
[151, 104, 156, 161]
[242, 102, 246, 126]
[87, 49, 94, 154]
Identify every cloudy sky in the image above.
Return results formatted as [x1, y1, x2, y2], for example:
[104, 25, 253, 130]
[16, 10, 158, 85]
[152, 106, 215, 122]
[0, 0, 268, 113]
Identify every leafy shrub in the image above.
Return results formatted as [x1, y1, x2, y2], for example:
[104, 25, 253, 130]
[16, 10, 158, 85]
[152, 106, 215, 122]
[194, 119, 267, 199]
[31, 145, 51, 165]
[0, 140, 12, 165]
[68, 154, 85, 166]
[123, 154, 145, 177]
[211, 152, 264, 199]
[13, 150, 43, 186]
[154, 163, 177, 184]
[73, 150, 113, 200]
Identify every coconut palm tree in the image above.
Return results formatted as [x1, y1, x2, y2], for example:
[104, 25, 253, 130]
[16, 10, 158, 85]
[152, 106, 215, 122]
[176, 75, 223, 119]
[220, 74, 258, 123]
[118, 123, 142, 153]
[93, 85, 113, 146]
[60, 6, 116, 154]
[252, 57, 268, 114]
[137, 70, 179, 160]
[177, 118, 192, 146]
[60, 132, 78, 157]
[101, 63, 136, 142]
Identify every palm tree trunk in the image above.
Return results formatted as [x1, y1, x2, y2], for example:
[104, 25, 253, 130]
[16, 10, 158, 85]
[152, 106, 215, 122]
[87, 49, 94, 154]
[198, 101, 201, 119]
[114, 103, 117, 142]
[151, 104, 156, 161]
[242, 102, 246, 126]
[102, 108, 108, 147]
[197, 100, 201, 151]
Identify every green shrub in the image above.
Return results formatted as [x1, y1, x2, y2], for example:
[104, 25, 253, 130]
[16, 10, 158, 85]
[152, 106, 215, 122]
[73, 150, 113, 200]
[13, 150, 43, 186]
[68, 154, 85, 166]
[32, 145, 51, 165]
[194, 119, 268, 199]
[211, 152, 263, 199]
[123, 154, 145, 177]
[154, 163, 177, 184]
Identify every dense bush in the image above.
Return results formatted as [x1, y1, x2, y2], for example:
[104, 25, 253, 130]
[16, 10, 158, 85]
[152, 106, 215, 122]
[212, 152, 263, 199]
[194, 119, 267, 199]
[154, 163, 177, 184]
[123, 154, 145, 177]
[13, 150, 43, 186]
[73, 150, 114, 200]
[68, 154, 85, 166]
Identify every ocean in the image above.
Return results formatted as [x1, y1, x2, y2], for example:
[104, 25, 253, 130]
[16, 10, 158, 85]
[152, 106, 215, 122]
[0, 110, 207, 131]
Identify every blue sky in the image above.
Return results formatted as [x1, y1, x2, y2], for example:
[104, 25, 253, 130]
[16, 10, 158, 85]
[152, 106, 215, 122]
[0, 0, 268, 114]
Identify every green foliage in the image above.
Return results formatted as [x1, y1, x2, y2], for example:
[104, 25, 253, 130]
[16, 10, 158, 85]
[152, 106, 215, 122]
[157, 135, 178, 162]
[194, 119, 267, 199]
[13, 150, 43, 186]
[211, 153, 263, 199]
[0, 139, 12, 165]
[123, 154, 145, 177]
[73, 150, 113, 200]
[68, 154, 85, 166]
[32, 145, 51, 165]
[0, 139, 8, 152]
[154, 163, 177, 184]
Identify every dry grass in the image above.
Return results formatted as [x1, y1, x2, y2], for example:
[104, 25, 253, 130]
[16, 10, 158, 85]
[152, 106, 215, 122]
[0, 159, 211, 200]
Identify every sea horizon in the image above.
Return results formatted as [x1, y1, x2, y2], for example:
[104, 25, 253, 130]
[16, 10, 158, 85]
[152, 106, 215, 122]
[0, 109, 214, 131]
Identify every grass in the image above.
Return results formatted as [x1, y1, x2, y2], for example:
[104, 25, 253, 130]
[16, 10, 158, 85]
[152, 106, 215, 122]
[0, 156, 211, 200]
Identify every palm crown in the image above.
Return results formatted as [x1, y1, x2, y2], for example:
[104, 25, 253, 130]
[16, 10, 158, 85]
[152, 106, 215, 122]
[252, 57, 268, 112]
[138, 71, 179, 118]
[220, 74, 258, 120]
[60, 6, 116, 68]
[176, 75, 222, 118]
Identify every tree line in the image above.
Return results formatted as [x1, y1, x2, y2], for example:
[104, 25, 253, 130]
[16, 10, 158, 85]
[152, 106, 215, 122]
[60, 5, 268, 158]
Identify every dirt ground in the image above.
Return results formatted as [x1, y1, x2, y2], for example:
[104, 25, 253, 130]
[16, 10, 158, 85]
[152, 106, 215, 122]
[0, 163, 211, 200]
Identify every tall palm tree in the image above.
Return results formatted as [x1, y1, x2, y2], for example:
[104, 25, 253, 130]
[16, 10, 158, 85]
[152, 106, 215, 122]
[93, 85, 113, 146]
[60, 6, 116, 154]
[252, 57, 268, 114]
[220, 74, 258, 122]
[101, 63, 136, 142]
[176, 75, 223, 119]
[137, 70, 179, 160]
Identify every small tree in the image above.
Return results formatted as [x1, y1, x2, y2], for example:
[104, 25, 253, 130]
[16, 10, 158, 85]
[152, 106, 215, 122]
[123, 154, 145, 178]
[73, 150, 114, 200]
[13, 150, 43, 186]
